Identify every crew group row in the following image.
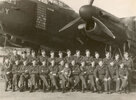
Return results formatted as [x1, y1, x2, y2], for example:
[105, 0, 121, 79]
[2, 49, 134, 93]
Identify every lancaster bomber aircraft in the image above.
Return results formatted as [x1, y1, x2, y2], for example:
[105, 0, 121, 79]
[0, 0, 136, 57]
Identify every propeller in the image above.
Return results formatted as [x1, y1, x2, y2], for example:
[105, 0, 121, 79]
[89, 0, 94, 6]
[59, 0, 95, 32]
[92, 16, 115, 39]
[59, 17, 81, 32]
[59, 0, 115, 39]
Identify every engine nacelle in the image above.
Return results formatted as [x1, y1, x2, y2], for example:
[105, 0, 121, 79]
[78, 22, 107, 42]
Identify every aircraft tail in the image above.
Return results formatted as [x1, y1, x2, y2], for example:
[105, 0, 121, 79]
[121, 16, 136, 32]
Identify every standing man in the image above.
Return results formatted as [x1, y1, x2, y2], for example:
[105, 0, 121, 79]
[48, 51, 56, 64]
[82, 50, 93, 65]
[74, 50, 83, 65]
[28, 51, 38, 64]
[65, 49, 73, 64]
[114, 53, 121, 69]
[10, 49, 21, 65]
[103, 52, 112, 67]
[122, 52, 134, 92]
[56, 51, 64, 65]
[39, 50, 48, 65]
[93, 52, 101, 66]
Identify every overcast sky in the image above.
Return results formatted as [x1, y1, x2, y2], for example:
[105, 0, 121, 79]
[62, 0, 136, 18]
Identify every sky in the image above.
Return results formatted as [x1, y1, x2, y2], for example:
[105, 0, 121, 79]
[0, 0, 136, 17]
[61, 0, 136, 18]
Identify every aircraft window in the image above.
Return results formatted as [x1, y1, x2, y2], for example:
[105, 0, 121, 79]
[58, 2, 63, 7]
[52, 0, 59, 5]
[48, 0, 53, 3]
[38, 0, 48, 4]
[5, 0, 18, 4]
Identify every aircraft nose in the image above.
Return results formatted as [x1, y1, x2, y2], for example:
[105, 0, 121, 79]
[79, 5, 95, 21]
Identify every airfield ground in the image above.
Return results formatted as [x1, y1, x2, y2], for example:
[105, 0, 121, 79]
[0, 80, 136, 100]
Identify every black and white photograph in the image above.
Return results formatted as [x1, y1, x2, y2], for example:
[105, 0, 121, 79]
[0, 0, 136, 100]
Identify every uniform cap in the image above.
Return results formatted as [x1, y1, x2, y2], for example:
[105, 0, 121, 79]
[85, 49, 90, 52]
[76, 50, 80, 53]
[95, 51, 99, 55]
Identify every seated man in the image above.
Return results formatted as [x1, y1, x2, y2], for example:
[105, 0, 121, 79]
[107, 61, 120, 93]
[49, 60, 59, 92]
[12, 60, 21, 92]
[29, 60, 39, 92]
[19, 60, 30, 92]
[119, 62, 129, 93]
[58, 60, 66, 93]
[62, 63, 72, 92]
[39, 61, 50, 92]
[94, 60, 108, 93]
[2, 58, 12, 91]
[79, 61, 87, 92]
[87, 61, 97, 92]
[70, 60, 81, 91]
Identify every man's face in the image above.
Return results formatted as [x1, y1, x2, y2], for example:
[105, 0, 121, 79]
[99, 61, 103, 66]
[65, 64, 69, 68]
[76, 51, 80, 57]
[110, 62, 114, 66]
[15, 61, 19, 65]
[51, 61, 55, 66]
[71, 60, 75, 65]
[120, 63, 124, 68]
[50, 52, 54, 57]
[86, 51, 90, 57]
[32, 61, 36, 66]
[59, 53, 63, 58]
[42, 61, 46, 66]
[42, 51, 46, 56]
[22, 53, 26, 58]
[91, 61, 95, 67]
[27, 52, 30, 56]
[106, 53, 110, 58]
[5, 59, 9, 64]
[13, 50, 17, 55]
[124, 53, 129, 59]
[60, 61, 64, 65]
[23, 61, 27, 66]
[32, 52, 35, 56]
[95, 53, 99, 59]
[67, 51, 71, 56]
[81, 62, 85, 66]
[115, 54, 119, 60]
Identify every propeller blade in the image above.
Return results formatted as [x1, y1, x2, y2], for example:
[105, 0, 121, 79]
[59, 17, 81, 32]
[92, 16, 116, 39]
[89, 0, 94, 6]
